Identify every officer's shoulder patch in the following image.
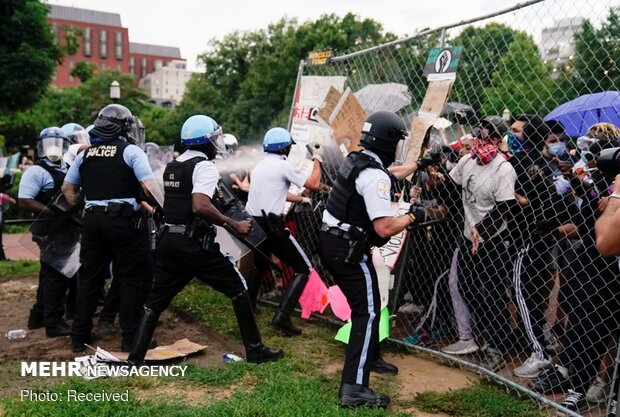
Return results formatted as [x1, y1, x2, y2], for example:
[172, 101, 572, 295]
[377, 179, 390, 200]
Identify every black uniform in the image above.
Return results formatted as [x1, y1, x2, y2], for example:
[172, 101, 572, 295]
[27, 160, 75, 333]
[319, 151, 390, 389]
[70, 139, 152, 351]
[128, 150, 282, 365]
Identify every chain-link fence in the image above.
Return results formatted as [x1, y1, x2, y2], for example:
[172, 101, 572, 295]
[258, 1, 620, 416]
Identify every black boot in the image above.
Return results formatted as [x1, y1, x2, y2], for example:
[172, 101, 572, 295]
[339, 383, 390, 409]
[232, 291, 283, 364]
[247, 266, 261, 314]
[28, 307, 44, 330]
[127, 307, 159, 366]
[270, 272, 309, 337]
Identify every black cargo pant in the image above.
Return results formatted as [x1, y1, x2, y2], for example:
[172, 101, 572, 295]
[72, 211, 151, 344]
[31, 261, 73, 327]
[145, 233, 247, 314]
[457, 231, 512, 353]
[560, 248, 620, 394]
[319, 232, 381, 387]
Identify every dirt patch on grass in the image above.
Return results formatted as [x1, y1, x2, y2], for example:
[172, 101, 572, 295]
[0, 275, 245, 398]
[323, 351, 477, 416]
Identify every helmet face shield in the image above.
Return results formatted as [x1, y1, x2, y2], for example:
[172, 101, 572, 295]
[127, 117, 146, 147]
[213, 134, 229, 159]
[69, 129, 90, 145]
[38, 137, 68, 163]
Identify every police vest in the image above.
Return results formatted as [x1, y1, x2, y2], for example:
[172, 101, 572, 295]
[33, 160, 66, 205]
[162, 156, 207, 225]
[79, 139, 140, 200]
[325, 152, 389, 231]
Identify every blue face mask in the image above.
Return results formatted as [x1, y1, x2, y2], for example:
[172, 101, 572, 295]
[548, 142, 566, 157]
[507, 132, 530, 155]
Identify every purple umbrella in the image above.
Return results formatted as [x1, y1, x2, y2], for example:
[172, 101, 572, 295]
[544, 91, 620, 137]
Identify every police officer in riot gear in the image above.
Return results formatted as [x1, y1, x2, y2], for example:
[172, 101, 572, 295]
[127, 115, 283, 365]
[245, 127, 322, 336]
[19, 127, 74, 337]
[319, 111, 429, 408]
[62, 104, 157, 353]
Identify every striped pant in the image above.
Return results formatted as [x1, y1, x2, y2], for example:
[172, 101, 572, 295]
[320, 232, 380, 387]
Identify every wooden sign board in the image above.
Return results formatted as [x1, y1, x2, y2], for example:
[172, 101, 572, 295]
[404, 79, 455, 174]
[316, 86, 342, 125]
[329, 88, 367, 152]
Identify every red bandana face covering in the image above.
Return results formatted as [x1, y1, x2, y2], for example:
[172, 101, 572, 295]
[471, 138, 498, 165]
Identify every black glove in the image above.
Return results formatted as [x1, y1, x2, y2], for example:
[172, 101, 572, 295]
[416, 153, 441, 171]
[408, 203, 427, 224]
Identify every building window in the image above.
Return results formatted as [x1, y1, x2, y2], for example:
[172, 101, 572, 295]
[141, 58, 147, 78]
[116, 63, 121, 71]
[129, 57, 135, 74]
[101, 62, 107, 70]
[99, 30, 107, 58]
[114, 31, 123, 60]
[69, 60, 75, 81]
[84, 27, 92, 57]
[51, 23, 60, 44]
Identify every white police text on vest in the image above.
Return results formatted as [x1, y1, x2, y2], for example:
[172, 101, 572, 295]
[87, 146, 117, 158]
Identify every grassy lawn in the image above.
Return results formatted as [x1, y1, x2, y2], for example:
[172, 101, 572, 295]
[0, 259, 39, 281]
[0, 280, 545, 417]
[3, 224, 30, 234]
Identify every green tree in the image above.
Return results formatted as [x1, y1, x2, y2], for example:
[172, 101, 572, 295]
[0, 0, 61, 112]
[0, 70, 152, 149]
[70, 61, 96, 83]
[562, 10, 620, 96]
[449, 23, 520, 113]
[482, 32, 556, 116]
[166, 13, 392, 143]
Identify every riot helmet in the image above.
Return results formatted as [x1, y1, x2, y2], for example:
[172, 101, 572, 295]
[360, 111, 407, 167]
[223, 134, 239, 152]
[37, 127, 69, 164]
[90, 104, 137, 143]
[263, 127, 295, 156]
[181, 115, 225, 160]
[61, 122, 90, 146]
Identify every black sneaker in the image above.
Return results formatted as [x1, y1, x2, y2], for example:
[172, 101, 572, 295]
[530, 364, 570, 394]
[370, 357, 398, 375]
[339, 383, 390, 409]
[557, 389, 586, 416]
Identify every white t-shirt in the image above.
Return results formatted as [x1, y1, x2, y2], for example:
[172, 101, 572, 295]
[323, 150, 395, 230]
[449, 154, 516, 242]
[176, 150, 219, 198]
[246, 153, 308, 216]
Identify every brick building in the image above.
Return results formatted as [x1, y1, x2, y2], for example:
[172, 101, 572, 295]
[47, 5, 184, 88]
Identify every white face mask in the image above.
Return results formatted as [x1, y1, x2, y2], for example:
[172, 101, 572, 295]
[46, 145, 63, 162]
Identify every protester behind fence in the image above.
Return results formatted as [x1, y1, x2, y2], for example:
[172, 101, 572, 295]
[530, 123, 620, 414]
[445, 116, 516, 371]
[507, 115, 579, 379]
[397, 153, 462, 345]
